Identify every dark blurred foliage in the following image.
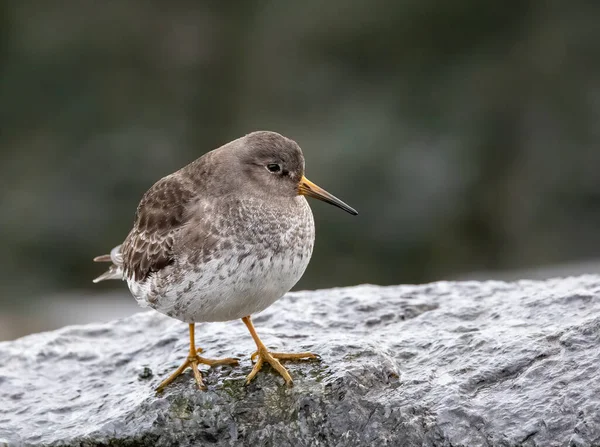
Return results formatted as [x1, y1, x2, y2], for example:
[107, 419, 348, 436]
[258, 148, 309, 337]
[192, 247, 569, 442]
[2, 0, 600, 308]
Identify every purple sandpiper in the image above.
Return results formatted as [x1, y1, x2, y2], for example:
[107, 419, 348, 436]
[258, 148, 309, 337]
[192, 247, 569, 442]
[94, 131, 357, 392]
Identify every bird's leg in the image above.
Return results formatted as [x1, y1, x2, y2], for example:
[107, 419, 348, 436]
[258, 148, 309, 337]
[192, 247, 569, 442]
[193, 323, 239, 368]
[241, 316, 318, 386]
[155, 323, 239, 393]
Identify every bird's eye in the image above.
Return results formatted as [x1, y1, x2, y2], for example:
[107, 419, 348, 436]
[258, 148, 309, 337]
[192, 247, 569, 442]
[266, 163, 281, 173]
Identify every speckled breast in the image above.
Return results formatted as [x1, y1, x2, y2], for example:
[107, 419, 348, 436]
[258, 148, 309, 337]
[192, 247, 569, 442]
[128, 196, 315, 323]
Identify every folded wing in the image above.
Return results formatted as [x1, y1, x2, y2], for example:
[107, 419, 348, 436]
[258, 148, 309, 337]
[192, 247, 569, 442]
[122, 174, 196, 282]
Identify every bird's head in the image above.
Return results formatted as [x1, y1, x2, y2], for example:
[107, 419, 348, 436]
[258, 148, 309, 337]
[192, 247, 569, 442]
[233, 131, 358, 215]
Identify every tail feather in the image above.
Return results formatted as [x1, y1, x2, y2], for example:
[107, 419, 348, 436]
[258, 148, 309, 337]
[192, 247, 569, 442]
[93, 265, 123, 283]
[93, 244, 124, 283]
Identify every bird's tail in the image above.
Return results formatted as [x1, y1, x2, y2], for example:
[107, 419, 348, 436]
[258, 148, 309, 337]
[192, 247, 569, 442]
[93, 244, 124, 283]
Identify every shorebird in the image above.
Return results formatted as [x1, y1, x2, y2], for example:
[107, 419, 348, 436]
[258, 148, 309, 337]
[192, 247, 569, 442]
[94, 131, 357, 392]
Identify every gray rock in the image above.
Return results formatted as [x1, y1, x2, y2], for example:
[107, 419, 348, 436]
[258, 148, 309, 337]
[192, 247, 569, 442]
[2, 277, 600, 446]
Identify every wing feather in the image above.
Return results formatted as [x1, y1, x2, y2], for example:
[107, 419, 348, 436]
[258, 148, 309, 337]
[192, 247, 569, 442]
[122, 174, 195, 282]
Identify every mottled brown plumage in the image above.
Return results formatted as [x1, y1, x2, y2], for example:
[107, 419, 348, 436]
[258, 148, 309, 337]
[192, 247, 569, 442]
[122, 175, 194, 282]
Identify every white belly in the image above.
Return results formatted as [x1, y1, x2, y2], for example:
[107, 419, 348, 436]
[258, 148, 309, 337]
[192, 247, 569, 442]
[127, 198, 315, 323]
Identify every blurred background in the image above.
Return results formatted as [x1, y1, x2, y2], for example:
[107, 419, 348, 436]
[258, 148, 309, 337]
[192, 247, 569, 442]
[2, 0, 600, 340]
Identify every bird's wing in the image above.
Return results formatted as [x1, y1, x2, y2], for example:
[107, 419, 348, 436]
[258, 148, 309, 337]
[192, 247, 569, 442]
[122, 174, 196, 282]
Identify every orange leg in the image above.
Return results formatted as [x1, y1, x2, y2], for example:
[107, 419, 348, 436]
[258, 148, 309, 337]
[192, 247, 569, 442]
[241, 316, 318, 386]
[155, 323, 239, 393]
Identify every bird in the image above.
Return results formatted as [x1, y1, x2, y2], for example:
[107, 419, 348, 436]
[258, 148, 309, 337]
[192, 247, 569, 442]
[93, 131, 358, 392]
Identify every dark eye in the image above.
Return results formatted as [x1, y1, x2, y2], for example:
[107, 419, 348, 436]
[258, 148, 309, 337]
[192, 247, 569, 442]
[266, 163, 281, 173]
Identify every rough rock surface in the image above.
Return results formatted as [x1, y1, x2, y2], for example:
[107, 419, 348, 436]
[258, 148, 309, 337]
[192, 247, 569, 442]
[2, 277, 600, 447]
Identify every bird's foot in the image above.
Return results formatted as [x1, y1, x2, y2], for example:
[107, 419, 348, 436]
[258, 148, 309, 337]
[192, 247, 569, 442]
[155, 350, 239, 393]
[245, 347, 319, 386]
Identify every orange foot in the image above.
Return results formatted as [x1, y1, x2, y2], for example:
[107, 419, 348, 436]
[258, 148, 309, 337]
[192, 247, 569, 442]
[246, 346, 318, 385]
[242, 316, 318, 386]
[155, 324, 238, 393]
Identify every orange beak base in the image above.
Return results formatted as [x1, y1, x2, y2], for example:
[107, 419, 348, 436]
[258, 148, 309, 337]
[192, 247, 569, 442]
[298, 176, 358, 216]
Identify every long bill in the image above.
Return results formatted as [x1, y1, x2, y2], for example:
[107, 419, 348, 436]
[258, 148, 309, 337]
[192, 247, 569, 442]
[298, 176, 358, 216]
